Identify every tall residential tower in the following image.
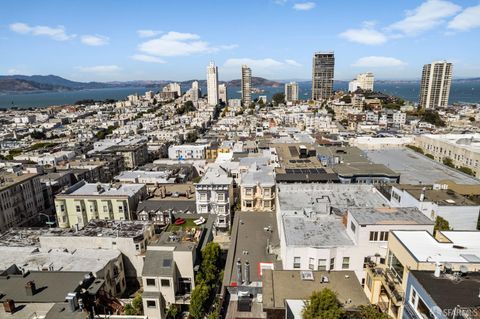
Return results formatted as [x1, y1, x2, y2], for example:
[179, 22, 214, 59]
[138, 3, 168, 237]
[285, 81, 299, 103]
[312, 52, 335, 101]
[207, 62, 219, 106]
[241, 65, 252, 106]
[419, 61, 453, 109]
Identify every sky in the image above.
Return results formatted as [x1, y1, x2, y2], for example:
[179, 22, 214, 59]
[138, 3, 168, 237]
[1, 0, 480, 82]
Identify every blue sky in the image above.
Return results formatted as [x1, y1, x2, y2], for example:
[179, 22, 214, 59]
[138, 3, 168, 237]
[1, 0, 479, 81]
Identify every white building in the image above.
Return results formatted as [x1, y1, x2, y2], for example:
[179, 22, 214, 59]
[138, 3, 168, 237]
[348, 72, 374, 92]
[219, 83, 228, 104]
[207, 62, 219, 106]
[285, 82, 299, 103]
[195, 164, 233, 229]
[419, 60, 452, 109]
[168, 144, 207, 160]
[163, 82, 182, 97]
[276, 184, 434, 282]
[241, 64, 252, 106]
[389, 184, 480, 230]
[191, 81, 200, 102]
[392, 111, 406, 126]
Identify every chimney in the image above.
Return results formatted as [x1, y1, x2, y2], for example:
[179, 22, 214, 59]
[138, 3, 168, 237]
[25, 281, 36, 296]
[236, 259, 242, 286]
[434, 262, 442, 278]
[66, 292, 79, 312]
[420, 187, 426, 202]
[244, 261, 251, 285]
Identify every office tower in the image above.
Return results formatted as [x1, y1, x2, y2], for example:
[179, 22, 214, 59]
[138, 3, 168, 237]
[241, 65, 252, 106]
[349, 72, 374, 92]
[312, 52, 335, 101]
[285, 82, 299, 103]
[419, 61, 453, 109]
[191, 81, 200, 102]
[218, 84, 228, 104]
[207, 62, 219, 106]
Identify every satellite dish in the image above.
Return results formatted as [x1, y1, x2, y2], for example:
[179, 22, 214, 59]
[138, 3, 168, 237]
[460, 265, 468, 275]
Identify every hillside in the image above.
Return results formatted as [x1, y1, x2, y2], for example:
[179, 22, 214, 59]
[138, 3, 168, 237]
[0, 78, 72, 92]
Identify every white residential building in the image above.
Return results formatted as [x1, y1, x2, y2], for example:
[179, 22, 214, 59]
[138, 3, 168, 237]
[419, 60, 452, 109]
[195, 164, 233, 229]
[219, 83, 228, 104]
[168, 144, 207, 160]
[241, 64, 252, 106]
[285, 82, 299, 103]
[349, 72, 374, 92]
[163, 82, 182, 97]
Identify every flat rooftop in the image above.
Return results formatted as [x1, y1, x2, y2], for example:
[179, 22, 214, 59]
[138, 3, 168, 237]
[365, 149, 480, 185]
[0, 246, 120, 273]
[262, 270, 369, 310]
[392, 230, 480, 263]
[410, 270, 480, 312]
[223, 212, 281, 286]
[59, 180, 144, 197]
[395, 184, 478, 206]
[349, 207, 434, 225]
[0, 171, 38, 192]
[421, 134, 480, 153]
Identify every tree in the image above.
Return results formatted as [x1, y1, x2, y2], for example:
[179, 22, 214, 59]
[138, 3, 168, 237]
[443, 157, 454, 168]
[352, 305, 389, 319]
[340, 95, 351, 104]
[469, 116, 475, 122]
[166, 304, 179, 319]
[30, 131, 46, 139]
[198, 242, 221, 286]
[272, 92, 285, 106]
[124, 293, 143, 315]
[458, 166, 475, 176]
[185, 131, 198, 143]
[422, 110, 445, 127]
[434, 216, 451, 232]
[302, 289, 345, 319]
[189, 282, 209, 319]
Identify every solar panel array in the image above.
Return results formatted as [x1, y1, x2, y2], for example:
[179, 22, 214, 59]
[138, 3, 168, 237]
[285, 168, 326, 174]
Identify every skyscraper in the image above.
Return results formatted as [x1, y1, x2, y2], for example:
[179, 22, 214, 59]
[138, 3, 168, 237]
[241, 65, 252, 106]
[218, 84, 228, 104]
[285, 82, 299, 103]
[312, 52, 335, 101]
[419, 61, 453, 109]
[207, 62, 219, 106]
[191, 80, 200, 102]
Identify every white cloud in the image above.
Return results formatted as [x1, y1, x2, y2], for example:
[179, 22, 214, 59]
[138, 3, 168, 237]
[388, 0, 461, 35]
[81, 34, 109, 46]
[352, 56, 407, 67]
[285, 59, 302, 67]
[293, 2, 315, 10]
[131, 54, 166, 64]
[448, 5, 480, 31]
[7, 68, 21, 75]
[137, 31, 233, 57]
[9, 22, 75, 41]
[137, 29, 163, 38]
[340, 28, 388, 45]
[76, 65, 121, 73]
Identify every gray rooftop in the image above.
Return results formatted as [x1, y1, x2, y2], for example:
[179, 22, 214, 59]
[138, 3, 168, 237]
[240, 165, 275, 187]
[142, 250, 174, 277]
[197, 164, 232, 185]
[365, 148, 480, 185]
[349, 207, 434, 225]
[59, 180, 145, 197]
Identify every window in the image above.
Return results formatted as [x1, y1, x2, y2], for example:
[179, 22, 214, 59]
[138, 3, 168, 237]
[366, 274, 373, 290]
[308, 258, 314, 270]
[342, 257, 350, 269]
[293, 257, 301, 269]
[388, 251, 405, 283]
[199, 192, 207, 201]
[244, 201, 253, 208]
[409, 287, 434, 319]
[317, 259, 326, 271]
[146, 278, 155, 286]
[118, 205, 123, 212]
[217, 193, 225, 201]
[263, 187, 271, 196]
[263, 200, 271, 208]
[103, 206, 108, 213]
[245, 188, 253, 196]
[350, 222, 356, 233]
[369, 231, 378, 241]
[146, 300, 156, 308]
[161, 279, 170, 287]
[369, 231, 389, 242]
[330, 258, 335, 270]
[76, 205, 81, 213]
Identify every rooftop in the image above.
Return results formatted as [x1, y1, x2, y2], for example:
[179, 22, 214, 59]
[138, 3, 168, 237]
[395, 184, 478, 206]
[421, 134, 480, 153]
[410, 270, 480, 314]
[262, 270, 369, 310]
[349, 207, 434, 226]
[0, 171, 38, 192]
[392, 230, 480, 264]
[197, 164, 232, 185]
[58, 180, 145, 197]
[365, 149, 480, 185]
[223, 212, 281, 286]
[115, 170, 173, 184]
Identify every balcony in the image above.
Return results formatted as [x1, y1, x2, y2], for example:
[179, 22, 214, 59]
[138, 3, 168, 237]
[381, 268, 404, 306]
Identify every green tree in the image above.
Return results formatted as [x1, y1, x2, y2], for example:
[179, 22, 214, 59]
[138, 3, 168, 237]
[302, 289, 345, 319]
[185, 131, 198, 143]
[30, 131, 46, 139]
[189, 282, 209, 319]
[458, 166, 475, 176]
[443, 157, 454, 168]
[422, 110, 445, 127]
[353, 305, 389, 319]
[197, 242, 221, 286]
[124, 293, 143, 315]
[434, 216, 451, 232]
[166, 304, 179, 319]
[272, 92, 285, 105]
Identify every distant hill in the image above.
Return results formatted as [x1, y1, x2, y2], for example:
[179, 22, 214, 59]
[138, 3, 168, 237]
[227, 77, 282, 87]
[0, 78, 72, 92]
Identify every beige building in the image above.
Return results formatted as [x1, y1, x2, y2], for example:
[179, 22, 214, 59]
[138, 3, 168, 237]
[364, 230, 480, 319]
[349, 72, 374, 92]
[419, 61, 452, 109]
[284, 81, 299, 103]
[218, 83, 228, 104]
[0, 170, 46, 231]
[239, 158, 275, 212]
[55, 180, 147, 228]
[241, 64, 252, 106]
[414, 134, 480, 178]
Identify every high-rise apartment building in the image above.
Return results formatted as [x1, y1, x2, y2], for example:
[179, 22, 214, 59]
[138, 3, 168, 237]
[419, 61, 452, 109]
[285, 81, 299, 103]
[241, 65, 252, 106]
[191, 80, 200, 102]
[207, 62, 219, 106]
[163, 82, 181, 97]
[219, 83, 228, 104]
[312, 52, 335, 101]
[349, 72, 374, 92]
